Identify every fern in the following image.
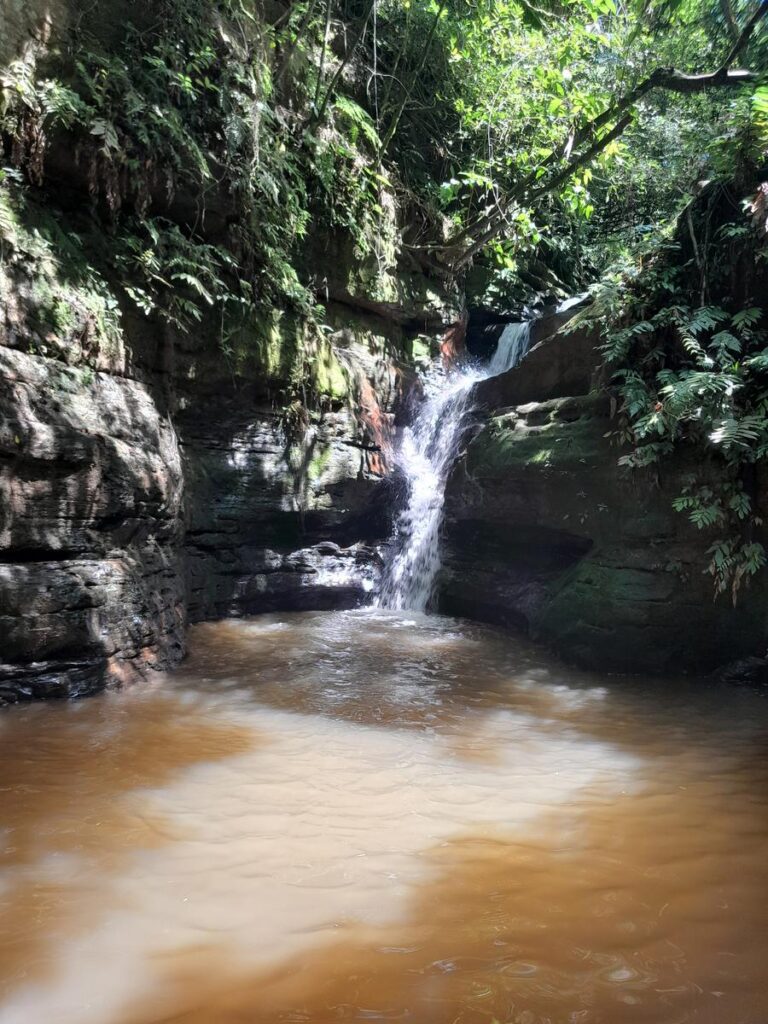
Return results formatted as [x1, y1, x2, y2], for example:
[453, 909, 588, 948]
[709, 415, 766, 451]
[587, 204, 768, 600]
[332, 96, 381, 150]
[732, 307, 762, 329]
[687, 305, 728, 336]
[709, 331, 741, 366]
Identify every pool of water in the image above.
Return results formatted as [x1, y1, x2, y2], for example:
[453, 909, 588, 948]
[0, 609, 766, 1023]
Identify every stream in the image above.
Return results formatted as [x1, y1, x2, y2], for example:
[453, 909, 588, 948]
[1, 609, 767, 1023]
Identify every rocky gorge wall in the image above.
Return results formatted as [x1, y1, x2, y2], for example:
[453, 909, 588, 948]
[0, 340, 185, 700]
[4, 247, 767, 694]
[437, 316, 768, 674]
[0, 271, 448, 700]
[0, 0, 464, 700]
[3, 0, 766, 698]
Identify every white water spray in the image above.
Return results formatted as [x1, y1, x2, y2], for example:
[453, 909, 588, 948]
[378, 321, 532, 611]
[488, 321, 532, 375]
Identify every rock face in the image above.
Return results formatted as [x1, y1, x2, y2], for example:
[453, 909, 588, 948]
[3, 0, 765, 691]
[177, 317, 404, 624]
[473, 312, 601, 410]
[0, 0, 69, 65]
[0, 345, 186, 699]
[0, 0, 451, 703]
[0, 302, 426, 697]
[438, 326, 768, 674]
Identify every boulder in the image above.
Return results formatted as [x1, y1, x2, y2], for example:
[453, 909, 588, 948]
[473, 315, 601, 410]
[438, 394, 768, 674]
[717, 656, 768, 688]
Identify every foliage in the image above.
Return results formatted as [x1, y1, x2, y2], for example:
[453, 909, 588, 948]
[2, 0, 767, 316]
[0, 0, 402, 348]
[0, 170, 122, 361]
[347, 0, 766, 303]
[1, 0, 767, 408]
[572, 166, 768, 601]
[0, 0, 761, 289]
[114, 217, 251, 332]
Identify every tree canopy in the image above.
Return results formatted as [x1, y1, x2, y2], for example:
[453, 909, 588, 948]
[3, 0, 766, 308]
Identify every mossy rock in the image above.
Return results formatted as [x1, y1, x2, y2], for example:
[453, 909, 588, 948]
[311, 339, 349, 401]
[534, 556, 768, 673]
[467, 397, 607, 479]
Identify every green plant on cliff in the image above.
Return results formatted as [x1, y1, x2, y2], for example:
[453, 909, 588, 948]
[571, 83, 768, 600]
[2, 0, 768, 410]
[0, 171, 122, 359]
[0, 0, 398, 334]
[4, 0, 767, 319]
[610, 295, 768, 600]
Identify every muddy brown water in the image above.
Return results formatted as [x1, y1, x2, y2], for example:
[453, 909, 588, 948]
[0, 609, 767, 1024]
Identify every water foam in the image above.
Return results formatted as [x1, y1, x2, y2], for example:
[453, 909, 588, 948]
[378, 321, 532, 610]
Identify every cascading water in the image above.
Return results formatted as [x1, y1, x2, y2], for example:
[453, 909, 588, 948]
[488, 320, 532, 375]
[378, 321, 532, 611]
[376, 367, 483, 611]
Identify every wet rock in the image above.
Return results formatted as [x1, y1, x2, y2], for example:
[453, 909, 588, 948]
[0, 297, 418, 699]
[472, 316, 601, 410]
[176, 333, 402, 624]
[717, 657, 768, 688]
[439, 393, 768, 674]
[0, 345, 186, 698]
[440, 311, 469, 368]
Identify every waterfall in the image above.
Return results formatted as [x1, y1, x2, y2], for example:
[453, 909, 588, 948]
[376, 368, 483, 611]
[488, 320, 532, 375]
[378, 321, 532, 612]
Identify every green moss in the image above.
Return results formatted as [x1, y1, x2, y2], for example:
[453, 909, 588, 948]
[220, 309, 303, 387]
[404, 335, 434, 364]
[307, 444, 332, 482]
[468, 411, 605, 478]
[311, 340, 349, 400]
[527, 560, 679, 672]
[545, 561, 676, 621]
[529, 447, 554, 464]
[260, 318, 296, 381]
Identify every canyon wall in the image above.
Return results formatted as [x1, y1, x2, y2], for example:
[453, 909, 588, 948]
[3, 0, 766, 698]
[0, 250, 452, 699]
[0, 0, 464, 699]
[438, 320, 768, 674]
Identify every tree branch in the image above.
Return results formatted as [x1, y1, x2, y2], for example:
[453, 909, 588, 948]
[718, 0, 740, 44]
[720, 0, 767, 68]
[436, 0, 767, 271]
[378, 0, 446, 155]
[450, 113, 633, 272]
[311, 0, 376, 128]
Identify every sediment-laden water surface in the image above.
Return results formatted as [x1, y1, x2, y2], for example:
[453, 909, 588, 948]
[1, 610, 767, 1024]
